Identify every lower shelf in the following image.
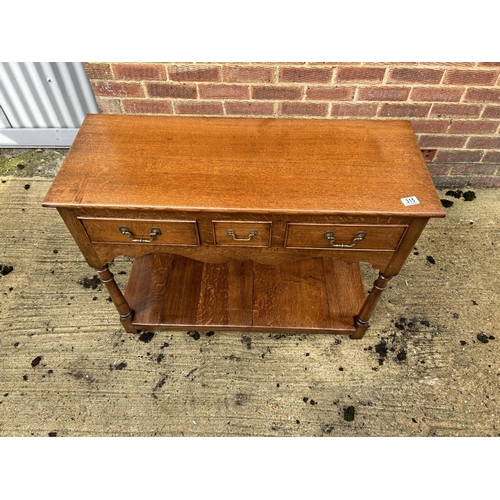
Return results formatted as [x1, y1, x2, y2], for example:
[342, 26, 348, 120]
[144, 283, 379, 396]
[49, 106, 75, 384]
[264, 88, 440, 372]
[124, 254, 366, 334]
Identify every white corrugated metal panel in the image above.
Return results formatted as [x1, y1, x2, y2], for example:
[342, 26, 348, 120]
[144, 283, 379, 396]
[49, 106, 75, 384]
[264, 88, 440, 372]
[0, 62, 99, 147]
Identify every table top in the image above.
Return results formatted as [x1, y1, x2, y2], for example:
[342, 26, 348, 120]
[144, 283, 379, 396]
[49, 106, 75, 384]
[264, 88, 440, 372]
[43, 114, 445, 218]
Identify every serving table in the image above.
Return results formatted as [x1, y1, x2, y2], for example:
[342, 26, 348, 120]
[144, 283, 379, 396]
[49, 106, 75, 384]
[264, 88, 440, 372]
[43, 115, 445, 339]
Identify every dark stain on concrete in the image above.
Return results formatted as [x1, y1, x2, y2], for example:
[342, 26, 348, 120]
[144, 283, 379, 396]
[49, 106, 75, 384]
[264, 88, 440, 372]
[31, 356, 42, 367]
[110, 362, 127, 370]
[68, 371, 95, 383]
[139, 331, 155, 343]
[187, 331, 200, 340]
[322, 424, 334, 433]
[446, 190, 463, 199]
[375, 339, 388, 365]
[48, 432, 57, 437]
[396, 350, 407, 361]
[477, 333, 495, 344]
[463, 190, 476, 201]
[269, 333, 287, 340]
[241, 335, 252, 349]
[426, 255, 436, 265]
[343, 406, 355, 422]
[441, 199, 454, 208]
[235, 393, 248, 406]
[79, 275, 100, 289]
[445, 189, 476, 202]
[0, 264, 14, 276]
[157, 353, 165, 363]
[153, 376, 168, 392]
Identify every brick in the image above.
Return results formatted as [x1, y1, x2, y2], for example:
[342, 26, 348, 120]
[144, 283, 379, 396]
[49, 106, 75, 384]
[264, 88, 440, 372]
[477, 62, 500, 67]
[410, 119, 450, 133]
[91, 81, 144, 98]
[432, 176, 460, 188]
[410, 87, 464, 102]
[426, 163, 452, 176]
[122, 99, 173, 114]
[418, 135, 467, 148]
[198, 84, 250, 99]
[252, 86, 302, 100]
[84, 62, 112, 80]
[464, 88, 500, 104]
[223, 65, 274, 83]
[435, 149, 484, 163]
[146, 83, 197, 99]
[466, 136, 500, 149]
[370, 62, 418, 66]
[444, 69, 499, 85]
[330, 103, 378, 117]
[279, 102, 329, 117]
[378, 103, 431, 117]
[95, 97, 122, 114]
[482, 106, 500, 119]
[357, 86, 410, 101]
[168, 65, 221, 82]
[451, 164, 498, 175]
[225, 101, 275, 116]
[419, 62, 475, 67]
[482, 151, 500, 162]
[388, 67, 443, 84]
[173, 101, 223, 115]
[279, 67, 332, 83]
[335, 66, 385, 83]
[305, 86, 355, 101]
[112, 63, 166, 81]
[463, 176, 500, 188]
[431, 104, 482, 118]
[449, 120, 499, 134]
[309, 62, 356, 65]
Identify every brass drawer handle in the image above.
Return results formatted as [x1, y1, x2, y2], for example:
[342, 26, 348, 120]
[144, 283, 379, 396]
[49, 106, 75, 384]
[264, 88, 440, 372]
[227, 229, 258, 242]
[324, 231, 366, 248]
[119, 226, 162, 243]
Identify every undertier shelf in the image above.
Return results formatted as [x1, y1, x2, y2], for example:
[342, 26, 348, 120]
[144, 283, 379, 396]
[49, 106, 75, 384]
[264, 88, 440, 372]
[124, 253, 366, 334]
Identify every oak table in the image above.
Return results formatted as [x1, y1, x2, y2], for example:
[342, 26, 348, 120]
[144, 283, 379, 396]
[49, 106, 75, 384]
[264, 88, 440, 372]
[43, 115, 445, 339]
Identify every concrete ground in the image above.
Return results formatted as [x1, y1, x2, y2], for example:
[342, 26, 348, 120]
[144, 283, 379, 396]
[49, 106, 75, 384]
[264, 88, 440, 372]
[0, 148, 499, 437]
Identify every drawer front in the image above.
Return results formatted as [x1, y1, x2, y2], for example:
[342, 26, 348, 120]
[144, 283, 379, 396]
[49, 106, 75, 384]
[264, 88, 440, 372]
[213, 221, 272, 247]
[285, 223, 407, 250]
[79, 218, 200, 246]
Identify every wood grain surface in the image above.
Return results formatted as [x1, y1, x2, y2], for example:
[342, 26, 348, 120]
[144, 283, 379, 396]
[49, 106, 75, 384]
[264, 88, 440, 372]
[43, 114, 445, 217]
[125, 254, 365, 333]
[285, 223, 407, 250]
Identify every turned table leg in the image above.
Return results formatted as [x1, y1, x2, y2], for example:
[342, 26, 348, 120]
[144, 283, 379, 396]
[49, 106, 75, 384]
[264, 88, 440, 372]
[96, 264, 137, 333]
[351, 272, 392, 339]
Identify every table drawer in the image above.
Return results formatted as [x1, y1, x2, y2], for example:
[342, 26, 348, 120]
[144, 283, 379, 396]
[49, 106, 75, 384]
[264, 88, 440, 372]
[213, 221, 272, 247]
[285, 223, 407, 250]
[79, 218, 200, 246]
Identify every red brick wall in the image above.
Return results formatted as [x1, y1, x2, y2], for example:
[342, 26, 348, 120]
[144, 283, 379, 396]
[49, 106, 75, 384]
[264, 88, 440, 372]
[84, 62, 500, 188]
